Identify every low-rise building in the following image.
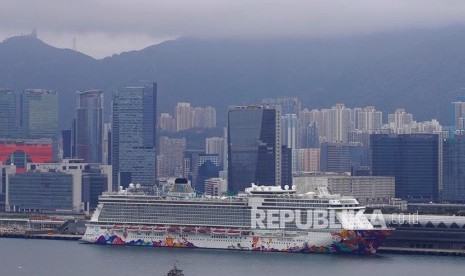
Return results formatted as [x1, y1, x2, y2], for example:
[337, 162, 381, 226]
[5, 159, 111, 213]
[293, 173, 395, 205]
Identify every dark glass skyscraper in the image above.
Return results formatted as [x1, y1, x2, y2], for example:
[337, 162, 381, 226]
[371, 134, 440, 202]
[443, 135, 465, 203]
[227, 105, 281, 193]
[76, 90, 103, 163]
[112, 83, 157, 189]
[0, 89, 16, 138]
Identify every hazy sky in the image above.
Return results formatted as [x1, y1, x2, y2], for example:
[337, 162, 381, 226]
[1, 0, 465, 58]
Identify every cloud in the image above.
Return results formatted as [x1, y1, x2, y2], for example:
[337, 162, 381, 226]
[1, 0, 465, 58]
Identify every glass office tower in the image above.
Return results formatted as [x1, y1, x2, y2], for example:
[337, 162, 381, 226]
[20, 89, 58, 139]
[20, 89, 58, 159]
[443, 135, 465, 203]
[227, 105, 281, 194]
[76, 90, 103, 163]
[112, 83, 157, 189]
[371, 133, 440, 202]
[0, 89, 16, 138]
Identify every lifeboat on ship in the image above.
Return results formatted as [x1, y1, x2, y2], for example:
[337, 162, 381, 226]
[140, 226, 152, 232]
[182, 227, 195, 233]
[154, 226, 167, 232]
[212, 228, 226, 235]
[167, 226, 180, 233]
[113, 225, 124, 230]
[127, 226, 140, 231]
[196, 227, 209, 233]
[227, 229, 241, 235]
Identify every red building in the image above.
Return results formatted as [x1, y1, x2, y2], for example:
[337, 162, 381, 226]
[0, 139, 53, 173]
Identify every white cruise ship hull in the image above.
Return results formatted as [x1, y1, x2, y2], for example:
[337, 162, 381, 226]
[82, 225, 392, 255]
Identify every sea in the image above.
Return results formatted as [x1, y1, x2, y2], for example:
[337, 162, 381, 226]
[0, 238, 463, 276]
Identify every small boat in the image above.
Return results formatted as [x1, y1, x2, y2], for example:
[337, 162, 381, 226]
[140, 226, 152, 232]
[167, 261, 184, 276]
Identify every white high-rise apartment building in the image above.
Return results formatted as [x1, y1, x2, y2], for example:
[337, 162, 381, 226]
[326, 104, 353, 143]
[175, 103, 216, 131]
[206, 137, 225, 164]
[159, 113, 176, 132]
[387, 108, 413, 134]
[452, 101, 465, 131]
[355, 106, 382, 133]
[204, 106, 216, 128]
[175, 102, 193, 131]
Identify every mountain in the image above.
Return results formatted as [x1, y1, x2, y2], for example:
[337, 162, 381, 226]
[1, 27, 465, 128]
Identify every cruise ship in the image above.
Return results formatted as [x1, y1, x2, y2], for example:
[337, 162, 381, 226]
[82, 179, 392, 254]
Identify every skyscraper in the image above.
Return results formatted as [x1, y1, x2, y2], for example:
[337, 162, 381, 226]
[281, 114, 297, 149]
[292, 148, 320, 172]
[20, 89, 58, 139]
[442, 135, 465, 203]
[0, 89, 16, 138]
[205, 137, 225, 165]
[112, 83, 157, 189]
[228, 105, 281, 193]
[19, 89, 58, 158]
[452, 100, 465, 131]
[159, 113, 176, 132]
[157, 137, 186, 178]
[175, 102, 193, 131]
[326, 104, 353, 143]
[355, 106, 382, 133]
[204, 106, 217, 128]
[387, 108, 413, 134]
[76, 90, 103, 163]
[320, 142, 365, 173]
[262, 97, 301, 115]
[371, 133, 440, 202]
[300, 122, 319, 148]
[192, 154, 220, 193]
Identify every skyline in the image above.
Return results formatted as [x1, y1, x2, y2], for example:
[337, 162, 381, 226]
[1, 0, 465, 58]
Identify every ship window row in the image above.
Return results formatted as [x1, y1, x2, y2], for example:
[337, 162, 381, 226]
[99, 218, 250, 227]
[261, 203, 330, 208]
[99, 211, 250, 220]
[101, 206, 248, 215]
[99, 214, 249, 222]
[99, 209, 248, 217]
[103, 204, 245, 210]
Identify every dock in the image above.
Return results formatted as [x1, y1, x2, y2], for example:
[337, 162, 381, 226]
[0, 232, 82, 240]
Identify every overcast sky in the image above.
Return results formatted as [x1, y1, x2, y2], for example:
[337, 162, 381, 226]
[1, 0, 465, 58]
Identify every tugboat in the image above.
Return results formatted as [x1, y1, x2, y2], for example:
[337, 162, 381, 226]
[167, 261, 184, 276]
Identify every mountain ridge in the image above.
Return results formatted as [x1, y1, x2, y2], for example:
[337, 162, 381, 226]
[1, 27, 465, 127]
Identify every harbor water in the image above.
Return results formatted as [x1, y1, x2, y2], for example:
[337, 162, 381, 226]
[0, 238, 463, 276]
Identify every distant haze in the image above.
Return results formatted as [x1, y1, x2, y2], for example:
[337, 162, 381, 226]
[1, 0, 465, 58]
[2, 27, 465, 128]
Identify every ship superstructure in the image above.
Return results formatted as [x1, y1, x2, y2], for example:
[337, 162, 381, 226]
[82, 180, 392, 254]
